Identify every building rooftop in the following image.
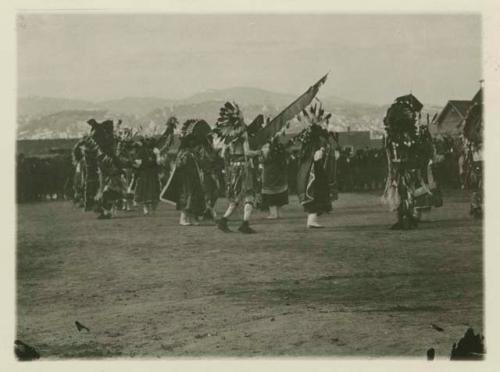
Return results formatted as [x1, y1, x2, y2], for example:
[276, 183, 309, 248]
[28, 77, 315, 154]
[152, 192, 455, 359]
[435, 100, 472, 126]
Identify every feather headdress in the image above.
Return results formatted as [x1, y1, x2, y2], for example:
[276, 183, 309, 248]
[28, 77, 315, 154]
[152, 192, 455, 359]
[181, 119, 199, 138]
[292, 102, 333, 146]
[383, 95, 422, 141]
[154, 116, 178, 151]
[181, 119, 211, 138]
[213, 102, 246, 144]
[297, 102, 332, 127]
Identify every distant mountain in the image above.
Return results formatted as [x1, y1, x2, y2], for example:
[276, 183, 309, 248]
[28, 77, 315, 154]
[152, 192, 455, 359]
[324, 95, 377, 107]
[100, 97, 174, 117]
[182, 87, 296, 107]
[18, 87, 293, 118]
[18, 96, 172, 119]
[17, 88, 443, 139]
[18, 96, 99, 121]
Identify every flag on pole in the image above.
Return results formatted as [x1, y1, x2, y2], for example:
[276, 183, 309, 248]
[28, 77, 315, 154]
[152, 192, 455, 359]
[251, 73, 328, 148]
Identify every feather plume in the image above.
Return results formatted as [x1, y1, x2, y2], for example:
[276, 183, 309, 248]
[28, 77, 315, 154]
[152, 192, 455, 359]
[214, 101, 246, 144]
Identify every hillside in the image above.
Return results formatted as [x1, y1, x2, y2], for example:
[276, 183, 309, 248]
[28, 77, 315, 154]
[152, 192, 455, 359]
[100, 97, 175, 117]
[17, 88, 442, 139]
[17, 96, 99, 119]
[182, 87, 296, 107]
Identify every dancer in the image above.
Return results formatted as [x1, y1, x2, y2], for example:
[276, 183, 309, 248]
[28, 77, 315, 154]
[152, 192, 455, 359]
[214, 102, 262, 233]
[160, 120, 207, 226]
[295, 103, 337, 228]
[196, 132, 222, 220]
[261, 136, 289, 219]
[72, 135, 100, 212]
[115, 127, 138, 211]
[86, 118, 126, 219]
[71, 138, 87, 208]
[133, 138, 161, 215]
[382, 94, 425, 230]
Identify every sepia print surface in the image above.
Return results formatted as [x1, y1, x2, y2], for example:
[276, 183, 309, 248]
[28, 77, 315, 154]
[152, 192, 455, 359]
[15, 13, 483, 359]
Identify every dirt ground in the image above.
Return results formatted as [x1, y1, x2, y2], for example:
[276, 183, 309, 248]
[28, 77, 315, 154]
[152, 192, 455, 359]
[16, 191, 483, 359]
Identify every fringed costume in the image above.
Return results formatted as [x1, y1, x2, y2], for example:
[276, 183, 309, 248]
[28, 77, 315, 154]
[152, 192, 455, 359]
[73, 135, 100, 212]
[293, 103, 338, 228]
[214, 102, 261, 233]
[86, 119, 126, 219]
[381, 94, 437, 229]
[115, 129, 139, 211]
[71, 138, 88, 208]
[160, 120, 208, 226]
[196, 135, 222, 220]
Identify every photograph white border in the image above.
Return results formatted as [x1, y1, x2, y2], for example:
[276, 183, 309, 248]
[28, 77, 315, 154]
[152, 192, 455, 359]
[1, 1, 499, 371]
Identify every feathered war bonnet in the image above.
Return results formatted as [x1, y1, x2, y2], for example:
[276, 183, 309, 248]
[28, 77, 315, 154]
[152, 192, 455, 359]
[293, 102, 333, 150]
[213, 102, 247, 144]
[383, 94, 423, 140]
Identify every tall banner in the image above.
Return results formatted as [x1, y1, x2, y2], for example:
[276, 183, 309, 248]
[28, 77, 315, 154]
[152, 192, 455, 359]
[251, 73, 328, 148]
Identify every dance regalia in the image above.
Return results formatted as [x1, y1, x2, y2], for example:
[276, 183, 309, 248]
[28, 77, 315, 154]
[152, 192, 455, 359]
[160, 120, 209, 218]
[96, 153, 126, 207]
[76, 136, 99, 212]
[261, 141, 289, 208]
[196, 143, 222, 217]
[116, 136, 138, 208]
[382, 94, 427, 229]
[160, 147, 205, 216]
[214, 102, 268, 233]
[412, 127, 444, 215]
[133, 145, 161, 207]
[224, 139, 257, 206]
[86, 119, 126, 218]
[412, 160, 443, 213]
[295, 123, 336, 215]
[71, 139, 87, 208]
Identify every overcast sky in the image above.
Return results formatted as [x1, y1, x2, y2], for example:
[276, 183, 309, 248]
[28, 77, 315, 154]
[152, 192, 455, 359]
[17, 13, 481, 105]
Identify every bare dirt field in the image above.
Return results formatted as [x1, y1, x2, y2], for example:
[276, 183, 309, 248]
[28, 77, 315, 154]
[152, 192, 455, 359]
[16, 191, 483, 359]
